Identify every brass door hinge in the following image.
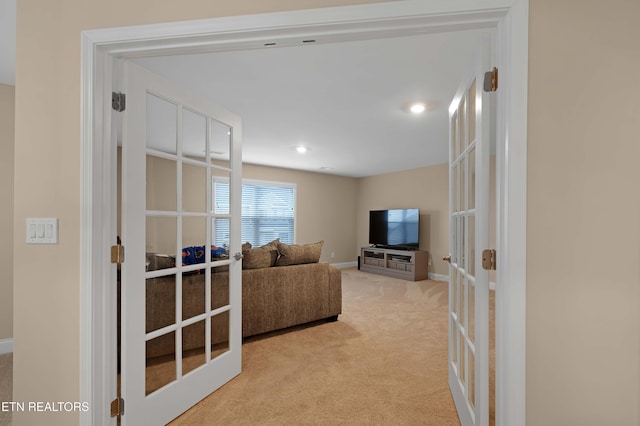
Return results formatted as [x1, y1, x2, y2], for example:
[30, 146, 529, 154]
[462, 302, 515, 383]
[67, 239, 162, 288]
[483, 67, 498, 92]
[110, 397, 124, 418]
[482, 249, 497, 271]
[111, 244, 125, 264]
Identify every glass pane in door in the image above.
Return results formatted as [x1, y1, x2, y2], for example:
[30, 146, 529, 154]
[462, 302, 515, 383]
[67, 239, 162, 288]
[459, 156, 466, 218]
[182, 216, 206, 261]
[147, 156, 177, 211]
[460, 330, 466, 386]
[183, 108, 207, 162]
[453, 113, 459, 159]
[211, 270, 230, 311]
[145, 216, 176, 268]
[182, 273, 205, 321]
[469, 79, 476, 143]
[182, 164, 207, 213]
[146, 215, 176, 255]
[469, 348, 475, 408]
[460, 214, 466, 272]
[468, 148, 476, 210]
[468, 215, 476, 277]
[183, 320, 206, 375]
[212, 172, 231, 215]
[211, 311, 230, 360]
[146, 275, 176, 333]
[452, 267, 458, 317]
[146, 332, 176, 396]
[147, 94, 177, 155]
[210, 119, 232, 170]
[459, 97, 466, 154]
[469, 278, 476, 344]
[453, 325, 458, 369]
[453, 164, 459, 213]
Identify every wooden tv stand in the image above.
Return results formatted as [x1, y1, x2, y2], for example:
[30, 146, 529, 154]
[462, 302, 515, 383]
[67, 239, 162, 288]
[360, 246, 428, 281]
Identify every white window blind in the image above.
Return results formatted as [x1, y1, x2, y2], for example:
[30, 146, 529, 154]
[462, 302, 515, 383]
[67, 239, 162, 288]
[213, 178, 295, 247]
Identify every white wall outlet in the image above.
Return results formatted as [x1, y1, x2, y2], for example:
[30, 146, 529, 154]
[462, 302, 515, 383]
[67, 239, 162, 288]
[331, 252, 336, 258]
[26, 218, 59, 244]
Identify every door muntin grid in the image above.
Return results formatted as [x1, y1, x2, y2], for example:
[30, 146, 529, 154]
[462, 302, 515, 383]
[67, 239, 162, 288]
[144, 92, 234, 395]
[450, 76, 481, 419]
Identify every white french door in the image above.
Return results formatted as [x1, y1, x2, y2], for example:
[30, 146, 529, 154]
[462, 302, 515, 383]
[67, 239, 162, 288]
[120, 62, 243, 425]
[447, 38, 492, 426]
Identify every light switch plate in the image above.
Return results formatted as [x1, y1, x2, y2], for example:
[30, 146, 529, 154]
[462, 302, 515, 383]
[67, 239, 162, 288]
[26, 218, 58, 244]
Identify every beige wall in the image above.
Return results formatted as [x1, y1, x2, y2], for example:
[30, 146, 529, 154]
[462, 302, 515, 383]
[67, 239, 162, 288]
[0, 84, 14, 341]
[357, 163, 449, 276]
[527, 1, 640, 425]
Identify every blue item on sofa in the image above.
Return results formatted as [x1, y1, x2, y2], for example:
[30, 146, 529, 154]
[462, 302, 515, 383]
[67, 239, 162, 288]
[182, 245, 227, 265]
[211, 246, 227, 258]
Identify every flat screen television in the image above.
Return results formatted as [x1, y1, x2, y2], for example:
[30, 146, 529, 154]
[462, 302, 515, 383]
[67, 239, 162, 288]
[369, 208, 420, 249]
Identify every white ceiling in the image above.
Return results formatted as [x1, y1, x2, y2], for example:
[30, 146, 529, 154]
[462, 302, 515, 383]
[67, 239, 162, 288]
[136, 29, 485, 178]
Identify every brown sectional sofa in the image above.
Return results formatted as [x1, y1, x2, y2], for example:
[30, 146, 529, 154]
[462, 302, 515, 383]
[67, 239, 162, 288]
[145, 251, 342, 359]
[239, 262, 342, 336]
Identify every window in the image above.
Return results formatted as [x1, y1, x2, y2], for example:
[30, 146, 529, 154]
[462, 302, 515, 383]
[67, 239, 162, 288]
[213, 178, 295, 247]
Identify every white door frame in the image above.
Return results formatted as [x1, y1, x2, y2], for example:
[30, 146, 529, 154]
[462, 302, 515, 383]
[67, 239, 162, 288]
[80, 1, 528, 425]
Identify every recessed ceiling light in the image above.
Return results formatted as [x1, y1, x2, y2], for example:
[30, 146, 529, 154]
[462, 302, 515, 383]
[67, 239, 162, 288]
[296, 146, 308, 154]
[409, 103, 426, 114]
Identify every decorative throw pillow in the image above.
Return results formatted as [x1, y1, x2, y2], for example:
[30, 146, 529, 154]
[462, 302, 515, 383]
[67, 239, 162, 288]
[262, 238, 280, 250]
[181, 245, 228, 265]
[243, 245, 278, 269]
[275, 240, 324, 266]
[181, 246, 206, 265]
[261, 238, 280, 266]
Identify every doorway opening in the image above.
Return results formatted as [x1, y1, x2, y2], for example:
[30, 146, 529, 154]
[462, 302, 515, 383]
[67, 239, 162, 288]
[81, 2, 528, 425]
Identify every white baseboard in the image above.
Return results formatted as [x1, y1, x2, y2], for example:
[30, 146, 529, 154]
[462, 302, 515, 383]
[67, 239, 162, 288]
[331, 261, 357, 269]
[0, 338, 13, 354]
[428, 273, 448, 282]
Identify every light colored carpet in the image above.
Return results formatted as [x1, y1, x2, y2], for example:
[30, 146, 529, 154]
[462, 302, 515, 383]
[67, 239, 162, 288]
[170, 268, 460, 425]
[0, 269, 495, 426]
[0, 353, 12, 426]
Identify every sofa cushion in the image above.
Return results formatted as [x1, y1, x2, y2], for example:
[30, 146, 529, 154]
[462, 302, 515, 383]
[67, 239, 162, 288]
[146, 253, 175, 271]
[276, 240, 324, 266]
[263, 238, 280, 265]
